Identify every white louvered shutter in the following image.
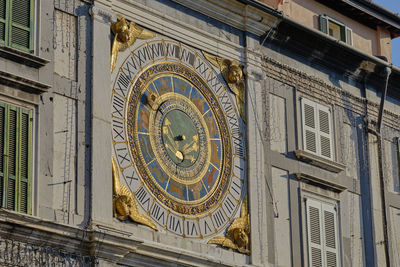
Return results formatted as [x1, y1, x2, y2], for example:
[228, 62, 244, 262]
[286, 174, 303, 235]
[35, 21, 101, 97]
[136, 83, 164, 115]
[345, 27, 352, 46]
[302, 99, 318, 154]
[319, 15, 328, 34]
[317, 105, 333, 160]
[307, 198, 323, 267]
[322, 203, 339, 267]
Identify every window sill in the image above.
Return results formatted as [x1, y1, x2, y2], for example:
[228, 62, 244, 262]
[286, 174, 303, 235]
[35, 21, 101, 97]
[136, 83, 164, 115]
[0, 45, 49, 68]
[294, 150, 346, 173]
[295, 172, 347, 192]
[0, 70, 51, 93]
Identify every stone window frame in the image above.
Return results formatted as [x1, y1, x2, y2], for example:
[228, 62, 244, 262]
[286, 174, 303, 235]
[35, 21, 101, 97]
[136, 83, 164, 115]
[0, 95, 35, 214]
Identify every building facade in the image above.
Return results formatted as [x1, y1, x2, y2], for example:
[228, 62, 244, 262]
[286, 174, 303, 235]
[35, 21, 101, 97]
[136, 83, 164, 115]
[0, 0, 400, 266]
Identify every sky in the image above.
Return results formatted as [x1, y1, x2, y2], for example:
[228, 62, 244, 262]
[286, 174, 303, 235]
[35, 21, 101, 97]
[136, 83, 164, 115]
[373, 0, 400, 66]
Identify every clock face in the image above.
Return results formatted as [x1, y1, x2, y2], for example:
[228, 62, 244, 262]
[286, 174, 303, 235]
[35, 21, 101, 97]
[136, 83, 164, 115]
[111, 38, 246, 239]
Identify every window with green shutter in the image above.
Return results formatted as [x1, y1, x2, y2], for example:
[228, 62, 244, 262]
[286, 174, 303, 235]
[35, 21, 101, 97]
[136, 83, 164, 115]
[0, 101, 32, 214]
[319, 15, 352, 46]
[0, 0, 33, 53]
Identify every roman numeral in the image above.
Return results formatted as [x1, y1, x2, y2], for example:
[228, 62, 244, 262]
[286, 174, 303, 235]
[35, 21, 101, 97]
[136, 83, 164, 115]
[226, 113, 240, 135]
[195, 58, 210, 79]
[201, 219, 213, 236]
[114, 72, 131, 98]
[223, 195, 236, 217]
[123, 167, 139, 189]
[150, 203, 166, 225]
[180, 47, 195, 66]
[165, 43, 179, 59]
[168, 215, 183, 234]
[135, 187, 151, 211]
[134, 46, 151, 67]
[212, 209, 227, 229]
[122, 56, 139, 80]
[218, 91, 233, 114]
[116, 146, 130, 165]
[232, 135, 245, 158]
[112, 119, 124, 141]
[148, 42, 164, 59]
[230, 177, 241, 199]
[207, 72, 223, 95]
[112, 94, 125, 118]
[185, 221, 199, 237]
[233, 157, 245, 179]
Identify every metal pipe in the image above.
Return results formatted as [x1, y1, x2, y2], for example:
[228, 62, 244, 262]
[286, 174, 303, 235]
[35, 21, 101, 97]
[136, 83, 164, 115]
[376, 66, 392, 267]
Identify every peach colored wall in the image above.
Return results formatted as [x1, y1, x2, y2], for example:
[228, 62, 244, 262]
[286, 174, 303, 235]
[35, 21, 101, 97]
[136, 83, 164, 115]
[261, 0, 279, 9]
[280, 0, 382, 56]
[377, 26, 392, 63]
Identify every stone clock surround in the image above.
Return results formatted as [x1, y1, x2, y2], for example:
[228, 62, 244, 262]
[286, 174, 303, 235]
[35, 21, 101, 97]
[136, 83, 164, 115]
[89, 0, 271, 266]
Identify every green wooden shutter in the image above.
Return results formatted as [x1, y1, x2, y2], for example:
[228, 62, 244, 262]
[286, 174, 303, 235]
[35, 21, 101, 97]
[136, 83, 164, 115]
[0, 102, 32, 213]
[18, 108, 31, 213]
[339, 25, 346, 42]
[319, 15, 328, 34]
[0, 0, 7, 43]
[6, 106, 17, 210]
[0, 104, 5, 207]
[10, 0, 33, 52]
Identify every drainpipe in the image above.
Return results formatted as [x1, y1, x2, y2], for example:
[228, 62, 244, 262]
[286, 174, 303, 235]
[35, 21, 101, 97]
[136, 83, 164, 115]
[375, 65, 392, 267]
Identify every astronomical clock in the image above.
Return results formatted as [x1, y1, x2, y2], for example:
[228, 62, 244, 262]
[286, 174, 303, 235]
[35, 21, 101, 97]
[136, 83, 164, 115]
[110, 16, 248, 253]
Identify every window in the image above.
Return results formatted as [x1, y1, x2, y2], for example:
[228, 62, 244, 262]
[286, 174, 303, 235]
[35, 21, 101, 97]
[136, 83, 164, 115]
[0, 101, 32, 213]
[301, 98, 334, 160]
[319, 15, 352, 46]
[306, 198, 340, 267]
[0, 0, 34, 53]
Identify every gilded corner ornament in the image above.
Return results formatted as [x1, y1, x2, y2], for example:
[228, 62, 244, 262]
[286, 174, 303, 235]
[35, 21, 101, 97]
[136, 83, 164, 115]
[112, 158, 158, 231]
[202, 51, 246, 123]
[208, 196, 250, 254]
[110, 14, 156, 73]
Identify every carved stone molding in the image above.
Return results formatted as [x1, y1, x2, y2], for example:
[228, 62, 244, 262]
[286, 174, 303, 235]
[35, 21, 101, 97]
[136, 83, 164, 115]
[0, 70, 51, 93]
[89, 5, 116, 23]
[0, 45, 49, 68]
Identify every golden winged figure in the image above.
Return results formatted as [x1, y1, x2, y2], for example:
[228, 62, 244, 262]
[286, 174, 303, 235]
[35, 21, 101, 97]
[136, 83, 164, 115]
[202, 51, 246, 123]
[208, 196, 250, 254]
[110, 14, 156, 73]
[112, 158, 157, 231]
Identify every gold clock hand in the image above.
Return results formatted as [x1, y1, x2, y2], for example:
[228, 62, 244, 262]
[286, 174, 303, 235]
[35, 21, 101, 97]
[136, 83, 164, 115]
[164, 119, 179, 149]
[185, 155, 196, 163]
[163, 126, 179, 151]
[183, 142, 199, 154]
[182, 134, 198, 152]
[165, 143, 184, 161]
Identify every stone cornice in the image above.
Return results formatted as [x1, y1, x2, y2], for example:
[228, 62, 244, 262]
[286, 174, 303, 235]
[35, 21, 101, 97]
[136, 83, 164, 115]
[170, 0, 280, 36]
[0, 46, 49, 68]
[0, 70, 50, 94]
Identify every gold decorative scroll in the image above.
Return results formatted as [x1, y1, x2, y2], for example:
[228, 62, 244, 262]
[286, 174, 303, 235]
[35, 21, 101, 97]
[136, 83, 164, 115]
[202, 51, 246, 123]
[110, 14, 156, 73]
[112, 158, 157, 231]
[208, 196, 250, 254]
